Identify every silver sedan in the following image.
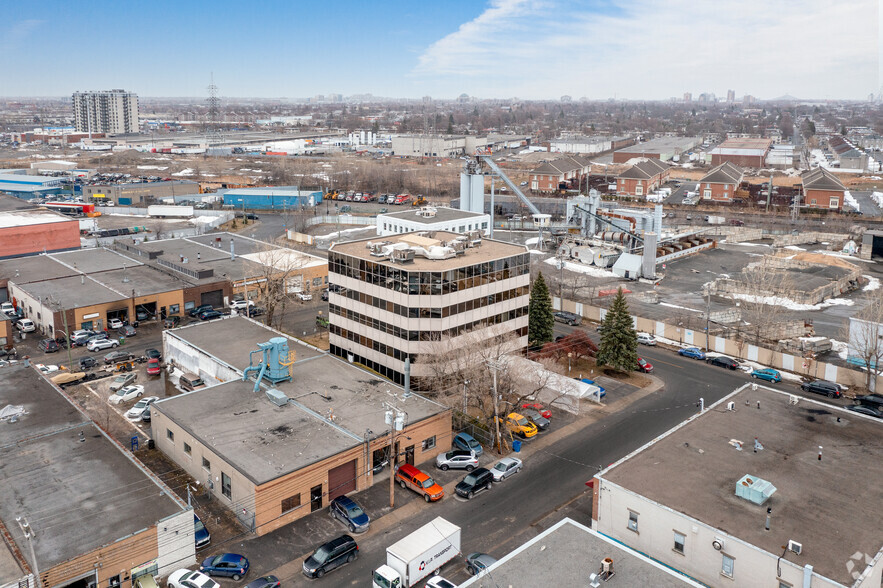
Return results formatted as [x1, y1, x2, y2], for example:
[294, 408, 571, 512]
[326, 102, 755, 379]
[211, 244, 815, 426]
[490, 457, 522, 482]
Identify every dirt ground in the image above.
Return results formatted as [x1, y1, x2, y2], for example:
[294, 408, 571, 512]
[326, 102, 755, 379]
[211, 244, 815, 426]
[569, 356, 652, 388]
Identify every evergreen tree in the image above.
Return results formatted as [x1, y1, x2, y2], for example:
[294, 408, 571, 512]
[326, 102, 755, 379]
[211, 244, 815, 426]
[528, 273, 554, 346]
[596, 288, 638, 372]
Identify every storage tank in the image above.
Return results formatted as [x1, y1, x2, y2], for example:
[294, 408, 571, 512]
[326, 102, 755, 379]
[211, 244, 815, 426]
[594, 249, 619, 268]
[572, 246, 597, 265]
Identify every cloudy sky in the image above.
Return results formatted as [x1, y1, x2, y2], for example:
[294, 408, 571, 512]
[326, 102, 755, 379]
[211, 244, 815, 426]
[1, 0, 878, 99]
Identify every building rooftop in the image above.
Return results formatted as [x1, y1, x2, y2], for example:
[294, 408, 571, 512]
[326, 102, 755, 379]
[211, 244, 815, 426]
[802, 168, 847, 191]
[601, 386, 883, 585]
[616, 136, 699, 153]
[20, 274, 125, 308]
[159, 317, 448, 484]
[378, 207, 487, 224]
[617, 158, 669, 180]
[700, 162, 744, 184]
[0, 364, 184, 570]
[714, 137, 773, 150]
[0, 209, 74, 229]
[221, 186, 322, 196]
[51, 247, 145, 274]
[461, 518, 703, 587]
[0, 255, 77, 283]
[331, 231, 528, 271]
[0, 194, 37, 212]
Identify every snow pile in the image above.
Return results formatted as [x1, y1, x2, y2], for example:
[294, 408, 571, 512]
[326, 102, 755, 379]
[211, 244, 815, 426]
[172, 168, 194, 176]
[659, 302, 701, 313]
[730, 292, 855, 311]
[843, 190, 860, 212]
[863, 276, 881, 291]
[871, 192, 883, 208]
[524, 237, 540, 245]
[543, 257, 617, 278]
[830, 339, 849, 360]
[137, 165, 168, 170]
[783, 245, 805, 251]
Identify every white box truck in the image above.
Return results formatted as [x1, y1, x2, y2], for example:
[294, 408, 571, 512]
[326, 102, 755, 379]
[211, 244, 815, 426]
[372, 517, 460, 588]
[148, 205, 194, 218]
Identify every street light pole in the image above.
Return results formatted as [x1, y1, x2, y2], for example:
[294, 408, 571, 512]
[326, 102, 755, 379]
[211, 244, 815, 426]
[16, 517, 40, 588]
[385, 400, 405, 508]
[487, 360, 504, 454]
[462, 380, 469, 414]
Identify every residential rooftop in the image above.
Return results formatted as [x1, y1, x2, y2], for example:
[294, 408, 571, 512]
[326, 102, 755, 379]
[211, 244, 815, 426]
[331, 231, 528, 271]
[601, 386, 883, 585]
[460, 518, 703, 587]
[0, 364, 185, 570]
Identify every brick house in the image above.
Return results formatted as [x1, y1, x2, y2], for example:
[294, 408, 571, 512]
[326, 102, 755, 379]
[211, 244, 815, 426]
[529, 156, 591, 192]
[698, 162, 744, 203]
[801, 168, 846, 211]
[616, 159, 670, 197]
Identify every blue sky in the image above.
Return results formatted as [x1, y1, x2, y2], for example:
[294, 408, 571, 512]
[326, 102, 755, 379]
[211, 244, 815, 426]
[1, 0, 877, 100]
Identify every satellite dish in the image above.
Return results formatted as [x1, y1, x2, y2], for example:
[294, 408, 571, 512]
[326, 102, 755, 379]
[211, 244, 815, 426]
[712, 539, 724, 551]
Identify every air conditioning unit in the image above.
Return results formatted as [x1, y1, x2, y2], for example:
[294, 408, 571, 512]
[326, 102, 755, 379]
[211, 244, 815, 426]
[712, 537, 726, 551]
[726, 401, 736, 411]
[788, 540, 802, 555]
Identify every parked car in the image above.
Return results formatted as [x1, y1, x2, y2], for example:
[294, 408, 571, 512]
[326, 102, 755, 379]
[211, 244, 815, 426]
[846, 405, 883, 418]
[624, 356, 647, 373]
[126, 396, 159, 421]
[395, 463, 444, 502]
[194, 514, 211, 549]
[678, 346, 706, 360]
[0, 302, 14, 315]
[520, 404, 550, 429]
[229, 299, 254, 310]
[707, 356, 739, 370]
[164, 315, 182, 328]
[465, 552, 498, 575]
[296, 291, 313, 301]
[499, 412, 538, 438]
[490, 457, 522, 482]
[104, 350, 134, 364]
[854, 394, 883, 412]
[79, 356, 98, 370]
[118, 325, 137, 337]
[189, 304, 213, 317]
[87, 338, 119, 352]
[425, 576, 456, 588]
[167, 570, 219, 588]
[552, 311, 582, 326]
[179, 373, 205, 392]
[200, 553, 249, 580]
[146, 348, 162, 360]
[329, 495, 370, 533]
[801, 379, 842, 398]
[135, 309, 152, 321]
[580, 378, 607, 399]
[248, 306, 265, 317]
[455, 467, 494, 499]
[751, 368, 782, 383]
[15, 318, 35, 332]
[36, 363, 61, 374]
[108, 318, 124, 329]
[199, 310, 224, 321]
[109, 372, 138, 392]
[520, 403, 551, 420]
[38, 338, 60, 353]
[637, 332, 657, 346]
[302, 534, 358, 579]
[244, 576, 280, 588]
[435, 449, 479, 471]
[109, 384, 144, 404]
[147, 358, 162, 376]
[452, 432, 483, 456]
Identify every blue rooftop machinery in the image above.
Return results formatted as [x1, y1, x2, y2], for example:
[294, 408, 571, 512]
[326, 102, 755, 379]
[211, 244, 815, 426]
[242, 337, 295, 392]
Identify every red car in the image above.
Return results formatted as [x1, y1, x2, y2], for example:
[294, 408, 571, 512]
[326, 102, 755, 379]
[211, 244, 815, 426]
[521, 403, 551, 420]
[637, 357, 653, 373]
[146, 358, 162, 376]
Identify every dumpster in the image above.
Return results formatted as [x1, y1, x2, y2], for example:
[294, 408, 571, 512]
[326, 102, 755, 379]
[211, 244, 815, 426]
[512, 440, 522, 453]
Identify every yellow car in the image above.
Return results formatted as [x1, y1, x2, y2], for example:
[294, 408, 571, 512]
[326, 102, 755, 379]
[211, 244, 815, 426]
[500, 412, 538, 438]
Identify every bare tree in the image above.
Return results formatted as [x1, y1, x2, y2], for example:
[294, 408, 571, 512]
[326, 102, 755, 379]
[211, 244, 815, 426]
[843, 296, 883, 392]
[730, 257, 794, 344]
[248, 238, 310, 330]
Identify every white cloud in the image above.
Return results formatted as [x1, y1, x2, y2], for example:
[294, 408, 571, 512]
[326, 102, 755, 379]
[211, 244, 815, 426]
[414, 0, 877, 99]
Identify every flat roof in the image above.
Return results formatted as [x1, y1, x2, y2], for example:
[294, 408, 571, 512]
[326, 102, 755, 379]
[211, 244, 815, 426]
[460, 518, 703, 587]
[21, 274, 125, 308]
[0, 365, 184, 570]
[716, 137, 773, 150]
[0, 209, 74, 229]
[160, 317, 448, 483]
[378, 207, 486, 224]
[222, 187, 321, 196]
[50, 247, 145, 274]
[602, 386, 883, 585]
[331, 231, 528, 271]
[0, 195, 37, 212]
[0, 255, 78, 283]
[616, 136, 699, 153]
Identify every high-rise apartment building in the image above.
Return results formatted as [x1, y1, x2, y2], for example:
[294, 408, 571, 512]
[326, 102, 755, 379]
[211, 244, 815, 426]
[72, 89, 139, 134]
[327, 231, 530, 386]
[726, 89, 736, 103]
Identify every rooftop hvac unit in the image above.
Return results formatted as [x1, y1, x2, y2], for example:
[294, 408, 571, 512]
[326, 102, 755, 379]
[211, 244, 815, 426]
[391, 248, 415, 263]
[416, 207, 437, 218]
[735, 474, 777, 505]
[787, 540, 802, 555]
[265, 388, 289, 407]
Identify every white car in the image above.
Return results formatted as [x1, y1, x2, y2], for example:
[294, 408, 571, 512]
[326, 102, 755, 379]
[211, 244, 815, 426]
[15, 319, 35, 333]
[0, 302, 14, 315]
[125, 396, 160, 421]
[108, 318, 123, 329]
[36, 364, 61, 374]
[229, 299, 254, 310]
[637, 332, 657, 346]
[296, 292, 313, 301]
[109, 384, 144, 405]
[167, 570, 219, 588]
[87, 338, 119, 352]
[425, 576, 457, 588]
[490, 457, 523, 482]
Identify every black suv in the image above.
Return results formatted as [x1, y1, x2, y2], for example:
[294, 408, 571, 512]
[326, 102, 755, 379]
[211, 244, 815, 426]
[455, 467, 494, 499]
[38, 339, 60, 353]
[189, 304, 213, 317]
[79, 356, 98, 370]
[855, 394, 883, 411]
[801, 380, 842, 399]
[302, 534, 358, 578]
[553, 311, 582, 326]
[707, 356, 739, 370]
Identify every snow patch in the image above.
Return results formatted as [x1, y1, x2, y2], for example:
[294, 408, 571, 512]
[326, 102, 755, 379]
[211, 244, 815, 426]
[843, 190, 860, 212]
[172, 168, 194, 176]
[659, 302, 701, 313]
[730, 292, 855, 311]
[543, 257, 617, 278]
[783, 245, 805, 251]
[830, 339, 849, 360]
[525, 237, 540, 245]
[863, 276, 881, 291]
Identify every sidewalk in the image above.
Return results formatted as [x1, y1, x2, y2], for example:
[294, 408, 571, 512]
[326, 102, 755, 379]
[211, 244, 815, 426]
[234, 372, 665, 580]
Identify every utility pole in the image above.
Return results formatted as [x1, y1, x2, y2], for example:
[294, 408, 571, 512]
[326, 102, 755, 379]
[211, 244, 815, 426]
[705, 284, 711, 351]
[487, 360, 504, 454]
[462, 380, 469, 414]
[16, 517, 40, 588]
[384, 400, 406, 508]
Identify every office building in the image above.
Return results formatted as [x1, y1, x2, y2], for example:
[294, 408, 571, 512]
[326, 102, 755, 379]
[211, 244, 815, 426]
[328, 231, 530, 386]
[72, 89, 139, 134]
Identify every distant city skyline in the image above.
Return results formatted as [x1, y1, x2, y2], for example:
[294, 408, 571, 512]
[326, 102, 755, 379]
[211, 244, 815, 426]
[1, 0, 877, 100]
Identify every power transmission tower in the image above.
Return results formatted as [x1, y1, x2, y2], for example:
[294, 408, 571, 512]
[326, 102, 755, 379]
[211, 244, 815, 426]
[206, 73, 223, 146]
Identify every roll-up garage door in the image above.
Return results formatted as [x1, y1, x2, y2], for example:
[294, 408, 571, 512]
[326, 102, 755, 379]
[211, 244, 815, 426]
[328, 459, 357, 501]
